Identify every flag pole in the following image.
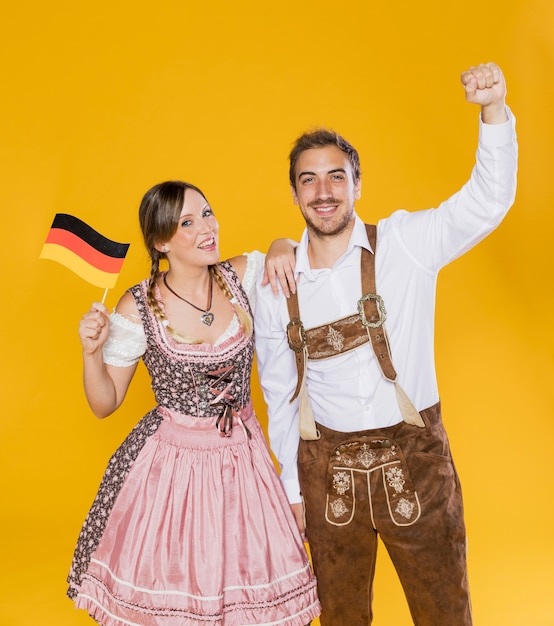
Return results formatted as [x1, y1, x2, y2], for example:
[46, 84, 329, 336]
[101, 288, 109, 305]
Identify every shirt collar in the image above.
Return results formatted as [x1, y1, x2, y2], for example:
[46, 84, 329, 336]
[295, 214, 374, 280]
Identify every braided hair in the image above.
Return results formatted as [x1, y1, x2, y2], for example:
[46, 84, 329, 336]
[138, 181, 252, 344]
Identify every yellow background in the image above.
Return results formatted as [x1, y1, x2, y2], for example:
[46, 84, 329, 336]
[1, 1, 553, 624]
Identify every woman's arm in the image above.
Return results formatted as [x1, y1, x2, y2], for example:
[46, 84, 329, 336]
[79, 291, 139, 418]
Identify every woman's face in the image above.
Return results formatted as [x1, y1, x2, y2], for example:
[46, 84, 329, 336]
[163, 188, 219, 269]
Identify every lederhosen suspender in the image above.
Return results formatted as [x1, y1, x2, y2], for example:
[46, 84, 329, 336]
[286, 224, 425, 440]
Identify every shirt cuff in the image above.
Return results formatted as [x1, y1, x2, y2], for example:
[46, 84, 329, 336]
[479, 105, 516, 146]
[281, 477, 303, 504]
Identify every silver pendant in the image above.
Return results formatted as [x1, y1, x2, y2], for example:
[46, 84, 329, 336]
[201, 312, 215, 326]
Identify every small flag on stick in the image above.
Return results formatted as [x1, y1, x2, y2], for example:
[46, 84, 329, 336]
[40, 214, 130, 293]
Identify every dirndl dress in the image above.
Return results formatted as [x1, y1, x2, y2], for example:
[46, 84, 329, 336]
[67, 260, 320, 626]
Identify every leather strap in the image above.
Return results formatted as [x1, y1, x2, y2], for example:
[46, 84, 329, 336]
[285, 296, 305, 403]
[286, 225, 396, 386]
[285, 224, 424, 437]
[360, 225, 397, 381]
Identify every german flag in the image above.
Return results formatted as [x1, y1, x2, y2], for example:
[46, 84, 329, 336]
[40, 213, 130, 289]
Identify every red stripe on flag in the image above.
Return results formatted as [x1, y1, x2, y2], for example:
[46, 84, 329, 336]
[45, 228, 126, 274]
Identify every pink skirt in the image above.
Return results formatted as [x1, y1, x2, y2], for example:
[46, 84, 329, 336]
[71, 404, 320, 625]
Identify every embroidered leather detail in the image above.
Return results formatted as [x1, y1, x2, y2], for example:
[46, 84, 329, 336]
[385, 466, 406, 494]
[325, 437, 421, 528]
[395, 497, 416, 520]
[332, 471, 351, 496]
[330, 498, 349, 519]
[326, 326, 345, 352]
[335, 440, 397, 469]
[307, 315, 369, 360]
[356, 444, 377, 468]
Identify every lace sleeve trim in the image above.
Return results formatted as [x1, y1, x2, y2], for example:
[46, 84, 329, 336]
[241, 250, 264, 307]
[102, 311, 147, 367]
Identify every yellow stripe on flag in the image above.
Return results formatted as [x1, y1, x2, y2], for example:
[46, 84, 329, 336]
[40, 243, 121, 289]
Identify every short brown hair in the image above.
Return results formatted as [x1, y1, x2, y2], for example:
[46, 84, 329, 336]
[289, 129, 361, 190]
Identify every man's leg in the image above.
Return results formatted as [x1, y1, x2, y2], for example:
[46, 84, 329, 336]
[374, 406, 472, 626]
[298, 428, 378, 625]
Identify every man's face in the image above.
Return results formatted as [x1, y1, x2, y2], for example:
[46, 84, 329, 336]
[291, 145, 361, 239]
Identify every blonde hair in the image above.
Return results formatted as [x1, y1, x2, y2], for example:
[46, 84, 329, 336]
[138, 181, 252, 344]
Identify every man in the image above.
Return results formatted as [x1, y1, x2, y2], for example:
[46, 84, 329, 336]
[254, 62, 517, 625]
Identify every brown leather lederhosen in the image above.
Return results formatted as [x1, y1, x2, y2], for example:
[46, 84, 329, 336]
[284, 225, 472, 626]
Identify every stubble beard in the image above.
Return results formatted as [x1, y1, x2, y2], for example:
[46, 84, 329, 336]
[303, 204, 355, 240]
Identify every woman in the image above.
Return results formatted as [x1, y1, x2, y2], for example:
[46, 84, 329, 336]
[67, 181, 320, 625]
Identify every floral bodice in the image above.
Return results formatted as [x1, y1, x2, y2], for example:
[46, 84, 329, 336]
[129, 261, 254, 417]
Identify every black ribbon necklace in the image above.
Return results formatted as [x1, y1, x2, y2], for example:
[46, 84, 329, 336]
[163, 272, 215, 326]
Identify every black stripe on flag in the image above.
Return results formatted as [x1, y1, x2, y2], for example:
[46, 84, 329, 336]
[50, 213, 130, 259]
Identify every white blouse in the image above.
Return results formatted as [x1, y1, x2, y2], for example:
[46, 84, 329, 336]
[103, 251, 264, 367]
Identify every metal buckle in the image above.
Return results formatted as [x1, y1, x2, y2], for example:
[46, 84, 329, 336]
[286, 317, 307, 352]
[357, 293, 387, 328]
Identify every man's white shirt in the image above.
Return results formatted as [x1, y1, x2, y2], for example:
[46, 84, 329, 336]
[254, 111, 518, 504]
